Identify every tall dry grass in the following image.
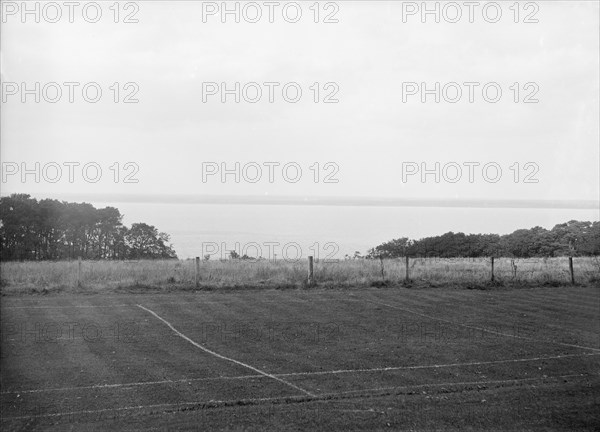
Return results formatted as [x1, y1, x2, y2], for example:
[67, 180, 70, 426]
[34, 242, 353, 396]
[1, 256, 599, 294]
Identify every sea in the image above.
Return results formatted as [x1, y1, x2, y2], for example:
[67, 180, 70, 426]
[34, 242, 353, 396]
[91, 202, 600, 261]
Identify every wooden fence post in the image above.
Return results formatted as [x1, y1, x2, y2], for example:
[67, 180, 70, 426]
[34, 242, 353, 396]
[379, 256, 385, 281]
[491, 257, 495, 282]
[569, 257, 575, 285]
[195, 257, 200, 287]
[405, 256, 410, 282]
[308, 256, 314, 286]
[77, 257, 82, 287]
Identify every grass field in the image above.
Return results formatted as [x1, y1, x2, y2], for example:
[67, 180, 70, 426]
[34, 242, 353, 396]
[1, 284, 599, 430]
[1, 257, 599, 293]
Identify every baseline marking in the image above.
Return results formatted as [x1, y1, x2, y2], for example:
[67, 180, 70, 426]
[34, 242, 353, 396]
[363, 298, 600, 353]
[3, 352, 597, 395]
[277, 352, 600, 377]
[319, 373, 597, 398]
[4, 373, 597, 421]
[1, 300, 312, 310]
[136, 304, 315, 397]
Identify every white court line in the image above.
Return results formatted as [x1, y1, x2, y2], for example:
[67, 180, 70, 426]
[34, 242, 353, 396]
[1, 304, 133, 309]
[2, 396, 290, 421]
[3, 373, 596, 421]
[0, 302, 222, 310]
[435, 293, 600, 312]
[318, 373, 596, 398]
[136, 304, 315, 397]
[364, 298, 600, 353]
[0, 303, 211, 309]
[277, 352, 600, 377]
[1, 300, 311, 310]
[3, 352, 598, 395]
[4, 336, 81, 342]
[0, 374, 264, 394]
[0, 302, 231, 309]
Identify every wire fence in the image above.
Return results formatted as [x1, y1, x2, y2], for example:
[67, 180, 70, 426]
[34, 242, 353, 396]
[2, 256, 599, 291]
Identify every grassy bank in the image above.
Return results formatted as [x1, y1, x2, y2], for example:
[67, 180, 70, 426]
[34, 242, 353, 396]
[1, 257, 599, 294]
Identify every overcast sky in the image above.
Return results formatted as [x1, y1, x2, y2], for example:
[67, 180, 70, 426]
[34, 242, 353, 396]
[1, 1, 599, 206]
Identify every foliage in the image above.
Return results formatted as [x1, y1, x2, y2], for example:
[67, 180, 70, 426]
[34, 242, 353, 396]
[367, 221, 600, 258]
[0, 194, 177, 261]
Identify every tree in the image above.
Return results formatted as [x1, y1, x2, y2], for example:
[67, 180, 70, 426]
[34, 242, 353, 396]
[0, 194, 40, 260]
[126, 223, 177, 259]
[367, 237, 411, 258]
[367, 221, 599, 259]
[550, 220, 599, 256]
[0, 194, 177, 261]
[96, 207, 124, 259]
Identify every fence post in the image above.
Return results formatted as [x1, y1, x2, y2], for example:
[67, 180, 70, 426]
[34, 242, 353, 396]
[405, 256, 410, 282]
[77, 257, 82, 287]
[569, 257, 575, 285]
[195, 257, 200, 287]
[308, 256, 314, 286]
[379, 256, 385, 281]
[491, 257, 495, 282]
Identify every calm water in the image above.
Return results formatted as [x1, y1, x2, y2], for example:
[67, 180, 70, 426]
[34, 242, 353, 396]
[92, 203, 599, 260]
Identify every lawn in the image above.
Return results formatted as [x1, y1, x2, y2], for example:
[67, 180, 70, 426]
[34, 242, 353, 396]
[1, 284, 599, 430]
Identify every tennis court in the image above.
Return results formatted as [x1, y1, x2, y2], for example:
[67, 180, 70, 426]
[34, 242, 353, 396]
[2, 285, 599, 430]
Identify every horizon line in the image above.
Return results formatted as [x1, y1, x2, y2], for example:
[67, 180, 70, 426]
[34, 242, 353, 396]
[4, 193, 599, 210]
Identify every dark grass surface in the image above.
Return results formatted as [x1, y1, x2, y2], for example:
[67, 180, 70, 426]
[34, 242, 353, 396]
[1, 285, 599, 431]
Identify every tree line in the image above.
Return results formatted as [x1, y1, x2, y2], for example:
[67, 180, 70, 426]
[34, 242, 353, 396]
[0, 194, 177, 261]
[367, 220, 600, 259]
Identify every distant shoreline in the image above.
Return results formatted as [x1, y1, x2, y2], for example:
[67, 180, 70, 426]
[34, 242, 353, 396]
[4, 193, 598, 210]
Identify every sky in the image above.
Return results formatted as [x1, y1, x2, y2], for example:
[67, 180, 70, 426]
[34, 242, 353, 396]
[0, 1, 599, 257]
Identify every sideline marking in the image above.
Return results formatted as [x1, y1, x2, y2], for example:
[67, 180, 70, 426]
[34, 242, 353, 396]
[136, 304, 315, 397]
[2, 305, 132, 309]
[1, 299, 313, 310]
[364, 298, 600, 353]
[278, 352, 600, 377]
